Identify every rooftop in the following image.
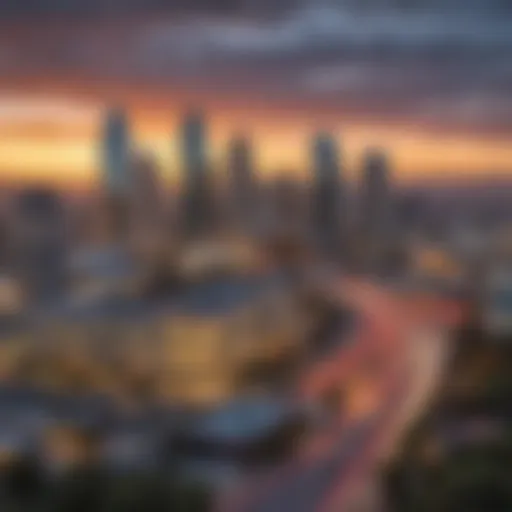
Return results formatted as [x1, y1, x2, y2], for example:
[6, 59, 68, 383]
[174, 273, 287, 316]
[188, 396, 301, 444]
[1, 270, 295, 338]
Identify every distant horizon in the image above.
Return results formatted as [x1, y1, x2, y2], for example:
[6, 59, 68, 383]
[0, 1, 510, 188]
[0, 91, 511, 191]
[2, 162, 512, 199]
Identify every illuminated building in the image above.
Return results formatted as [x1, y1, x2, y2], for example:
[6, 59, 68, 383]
[177, 235, 266, 281]
[311, 133, 344, 256]
[162, 275, 308, 405]
[0, 274, 309, 407]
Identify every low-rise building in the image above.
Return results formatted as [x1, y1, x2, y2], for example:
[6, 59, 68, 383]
[176, 396, 308, 489]
[0, 273, 311, 406]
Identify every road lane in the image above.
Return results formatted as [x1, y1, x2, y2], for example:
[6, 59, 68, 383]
[220, 277, 457, 512]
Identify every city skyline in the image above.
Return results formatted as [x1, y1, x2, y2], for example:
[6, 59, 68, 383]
[0, 0, 510, 190]
[0, 97, 511, 192]
[0, 4, 509, 512]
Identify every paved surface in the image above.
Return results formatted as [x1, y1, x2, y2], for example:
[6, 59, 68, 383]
[219, 276, 459, 512]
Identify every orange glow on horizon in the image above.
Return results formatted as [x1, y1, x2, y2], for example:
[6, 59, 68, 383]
[0, 92, 511, 191]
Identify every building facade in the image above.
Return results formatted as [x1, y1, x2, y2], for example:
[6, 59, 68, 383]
[0, 276, 311, 407]
[12, 188, 67, 304]
[311, 133, 344, 257]
[180, 111, 215, 238]
[228, 135, 257, 233]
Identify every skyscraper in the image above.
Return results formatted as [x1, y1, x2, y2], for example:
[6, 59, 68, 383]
[273, 174, 304, 231]
[359, 148, 393, 272]
[130, 151, 162, 228]
[101, 107, 135, 242]
[311, 132, 344, 256]
[180, 110, 215, 237]
[395, 191, 426, 240]
[127, 151, 167, 266]
[102, 107, 131, 197]
[360, 147, 391, 238]
[228, 135, 257, 232]
[13, 188, 67, 304]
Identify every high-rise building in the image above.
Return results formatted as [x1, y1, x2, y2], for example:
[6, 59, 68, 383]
[13, 188, 67, 304]
[274, 174, 305, 232]
[360, 148, 391, 237]
[395, 191, 426, 240]
[128, 151, 167, 266]
[180, 110, 215, 238]
[311, 132, 344, 256]
[101, 108, 132, 241]
[130, 151, 162, 228]
[359, 148, 393, 271]
[102, 107, 131, 197]
[228, 135, 257, 232]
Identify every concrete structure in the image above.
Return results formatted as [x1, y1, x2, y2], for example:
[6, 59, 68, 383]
[269, 175, 307, 239]
[178, 397, 307, 488]
[101, 108, 133, 242]
[127, 151, 167, 265]
[12, 188, 67, 304]
[311, 133, 343, 256]
[68, 246, 144, 301]
[102, 107, 131, 197]
[180, 110, 215, 238]
[129, 151, 163, 229]
[228, 135, 257, 233]
[359, 148, 393, 272]
[177, 236, 266, 281]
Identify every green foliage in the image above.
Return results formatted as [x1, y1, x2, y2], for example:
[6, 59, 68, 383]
[0, 462, 212, 512]
[432, 451, 512, 512]
[382, 317, 512, 512]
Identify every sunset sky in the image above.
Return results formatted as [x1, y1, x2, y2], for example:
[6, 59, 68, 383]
[0, 0, 511, 190]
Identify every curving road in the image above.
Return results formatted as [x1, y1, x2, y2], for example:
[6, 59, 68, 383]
[219, 276, 460, 512]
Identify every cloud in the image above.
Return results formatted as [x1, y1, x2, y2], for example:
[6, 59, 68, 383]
[0, 2, 511, 134]
[141, 3, 512, 62]
[0, 94, 99, 124]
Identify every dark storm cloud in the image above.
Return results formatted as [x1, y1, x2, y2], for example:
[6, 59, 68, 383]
[0, 0, 511, 133]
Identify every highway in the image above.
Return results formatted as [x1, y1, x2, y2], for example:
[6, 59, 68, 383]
[219, 276, 461, 512]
